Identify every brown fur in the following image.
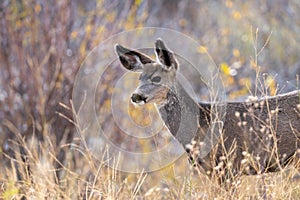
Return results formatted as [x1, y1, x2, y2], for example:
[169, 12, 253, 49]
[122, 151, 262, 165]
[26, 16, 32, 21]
[115, 39, 300, 181]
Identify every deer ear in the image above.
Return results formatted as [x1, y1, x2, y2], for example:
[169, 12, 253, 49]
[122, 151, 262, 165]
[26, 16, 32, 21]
[155, 39, 178, 70]
[115, 44, 154, 72]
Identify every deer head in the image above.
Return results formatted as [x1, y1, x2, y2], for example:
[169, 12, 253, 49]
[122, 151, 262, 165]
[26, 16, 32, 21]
[115, 39, 179, 106]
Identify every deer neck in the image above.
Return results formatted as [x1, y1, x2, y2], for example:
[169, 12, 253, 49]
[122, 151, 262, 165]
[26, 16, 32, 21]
[158, 80, 204, 146]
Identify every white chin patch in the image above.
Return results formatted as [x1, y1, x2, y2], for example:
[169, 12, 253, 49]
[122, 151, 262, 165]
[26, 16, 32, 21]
[133, 101, 145, 106]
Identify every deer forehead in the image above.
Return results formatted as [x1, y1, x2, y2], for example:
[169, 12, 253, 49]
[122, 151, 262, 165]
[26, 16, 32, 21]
[143, 63, 161, 72]
[142, 63, 175, 77]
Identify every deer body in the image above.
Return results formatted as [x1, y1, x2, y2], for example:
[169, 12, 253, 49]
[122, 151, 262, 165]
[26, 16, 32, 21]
[115, 39, 300, 178]
[160, 78, 300, 175]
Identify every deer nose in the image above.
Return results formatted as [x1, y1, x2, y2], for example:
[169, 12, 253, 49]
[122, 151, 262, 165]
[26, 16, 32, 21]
[131, 93, 147, 103]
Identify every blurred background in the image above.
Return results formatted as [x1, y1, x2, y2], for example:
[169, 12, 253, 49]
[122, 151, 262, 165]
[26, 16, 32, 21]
[0, 0, 300, 198]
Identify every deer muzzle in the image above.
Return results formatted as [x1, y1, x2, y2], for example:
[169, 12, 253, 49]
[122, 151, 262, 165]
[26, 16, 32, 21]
[131, 93, 147, 104]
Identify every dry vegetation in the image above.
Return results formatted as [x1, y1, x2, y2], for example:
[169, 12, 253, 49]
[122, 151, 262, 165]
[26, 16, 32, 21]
[0, 0, 300, 199]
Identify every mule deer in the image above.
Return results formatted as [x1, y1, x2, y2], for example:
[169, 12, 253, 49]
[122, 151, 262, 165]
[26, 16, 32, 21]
[114, 39, 300, 181]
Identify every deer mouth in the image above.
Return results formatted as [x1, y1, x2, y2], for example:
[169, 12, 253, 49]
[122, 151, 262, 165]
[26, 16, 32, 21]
[131, 93, 148, 105]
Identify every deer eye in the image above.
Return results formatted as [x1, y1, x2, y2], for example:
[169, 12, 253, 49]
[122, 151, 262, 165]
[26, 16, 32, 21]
[151, 76, 161, 83]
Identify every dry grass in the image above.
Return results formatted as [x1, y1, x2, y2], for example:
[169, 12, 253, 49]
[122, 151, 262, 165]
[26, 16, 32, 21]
[1, 0, 300, 199]
[1, 74, 300, 199]
[1, 121, 300, 199]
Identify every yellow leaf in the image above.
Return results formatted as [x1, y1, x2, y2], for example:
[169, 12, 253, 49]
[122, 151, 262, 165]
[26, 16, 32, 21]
[16, 20, 22, 29]
[225, 0, 233, 8]
[227, 76, 234, 85]
[34, 3, 42, 14]
[265, 75, 276, 96]
[79, 42, 86, 56]
[3, 182, 19, 200]
[250, 59, 259, 69]
[135, 0, 142, 6]
[233, 48, 240, 57]
[198, 45, 207, 54]
[71, 31, 78, 39]
[179, 18, 187, 27]
[229, 87, 248, 99]
[96, 26, 105, 35]
[220, 62, 231, 75]
[106, 12, 116, 23]
[220, 28, 230, 36]
[232, 11, 242, 20]
[239, 78, 251, 87]
[85, 24, 92, 34]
